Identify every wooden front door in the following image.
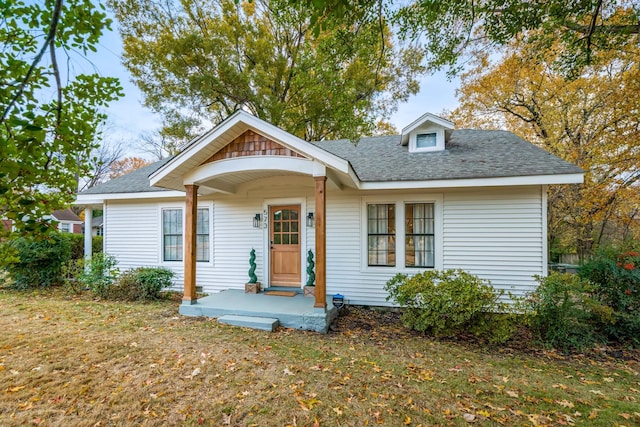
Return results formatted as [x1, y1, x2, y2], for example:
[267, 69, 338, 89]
[270, 205, 301, 287]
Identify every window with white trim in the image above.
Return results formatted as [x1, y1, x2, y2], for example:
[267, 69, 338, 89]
[163, 209, 183, 261]
[363, 196, 441, 271]
[367, 204, 396, 267]
[416, 133, 437, 149]
[196, 208, 210, 262]
[405, 203, 435, 268]
[162, 208, 210, 262]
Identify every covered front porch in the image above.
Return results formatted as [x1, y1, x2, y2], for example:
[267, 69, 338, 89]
[179, 289, 338, 333]
[146, 112, 356, 332]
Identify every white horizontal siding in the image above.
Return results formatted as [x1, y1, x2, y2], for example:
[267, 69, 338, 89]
[104, 201, 160, 269]
[443, 186, 543, 298]
[103, 181, 545, 306]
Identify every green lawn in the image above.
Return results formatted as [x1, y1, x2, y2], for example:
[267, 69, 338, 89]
[0, 287, 638, 426]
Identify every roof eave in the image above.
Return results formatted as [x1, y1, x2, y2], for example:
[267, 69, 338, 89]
[357, 173, 584, 190]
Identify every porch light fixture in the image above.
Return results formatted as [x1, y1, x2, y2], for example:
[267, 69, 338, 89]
[306, 212, 314, 227]
[253, 213, 262, 228]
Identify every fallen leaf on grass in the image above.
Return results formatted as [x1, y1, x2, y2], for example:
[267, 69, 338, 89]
[297, 398, 321, 411]
[506, 390, 519, 398]
[463, 413, 476, 423]
[7, 385, 25, 393]
[556, 400, 574, 408]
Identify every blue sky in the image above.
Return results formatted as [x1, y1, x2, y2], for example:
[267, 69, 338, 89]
[86, 16, 461, 158]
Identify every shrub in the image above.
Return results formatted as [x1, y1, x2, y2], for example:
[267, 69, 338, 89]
[527, 272, 610, 351]
[5, 234, 71, 288]
[110, 267, 174, 301]
[61, 258, 85, 294]
[65, 234, 103, 260]
[385, 269, 518, 343]
[579, 250, 640, 344]
[79, 253, 119, 298]
[66, 233, 85, 260]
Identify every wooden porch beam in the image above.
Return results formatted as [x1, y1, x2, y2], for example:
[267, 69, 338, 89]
[314, 176, 327, 309]
[183, 184, 199, 304]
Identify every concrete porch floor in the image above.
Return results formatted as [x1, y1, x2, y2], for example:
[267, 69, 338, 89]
[179, 289, 338, 333]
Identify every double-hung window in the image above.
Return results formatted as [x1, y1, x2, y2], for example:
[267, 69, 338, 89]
[163, 209, 183, 261]
[405, 203, 435, 268]
[367, 204, 396, 267]
[162, 208, 210, 262]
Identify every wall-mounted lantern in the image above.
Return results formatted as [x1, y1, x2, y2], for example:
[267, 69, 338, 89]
[253, 213, 262, 228]
[306, 212, 314, 228]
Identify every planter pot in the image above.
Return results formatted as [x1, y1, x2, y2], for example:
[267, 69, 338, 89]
[245, 282, 262, 293]
[303, 285, 315, 297]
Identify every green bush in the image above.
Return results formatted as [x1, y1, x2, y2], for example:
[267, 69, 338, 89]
[579, 250, 640, 344]
[385, 269, 518, 343]
[79, 253, 119, 298]
[65, 234, 103, 260]
[61, 258, 85, 294]
[5, 234, 71, 288]
[110, 267, 174, 301]
[527, 272, 610, 351]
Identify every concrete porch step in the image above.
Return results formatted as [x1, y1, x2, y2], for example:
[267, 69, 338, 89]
[218, 314, 279, 332]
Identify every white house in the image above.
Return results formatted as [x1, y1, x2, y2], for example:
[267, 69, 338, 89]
[76, 111, 583, 313]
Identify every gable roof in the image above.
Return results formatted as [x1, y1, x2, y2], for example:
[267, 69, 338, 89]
[149, 110, 351, 191]
[400, 112, 454, 146]
[51, 209, 82, 222]
[313, 129, 583, 182]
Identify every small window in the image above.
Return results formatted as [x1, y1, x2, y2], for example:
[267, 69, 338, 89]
[367, 204, 396, 266]
[59, 223, 71, 233]
[163, 209, 183, 262]
[405, 203, 435, 268]
[416, 133, 437, 148]
[196, 208, 210, 262]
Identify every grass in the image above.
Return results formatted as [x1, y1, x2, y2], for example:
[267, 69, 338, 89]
[0, 286, 639, 426]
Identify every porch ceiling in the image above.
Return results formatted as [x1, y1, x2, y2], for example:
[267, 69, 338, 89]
[197, 170, 309, 195]
[184, 156, 354, 195]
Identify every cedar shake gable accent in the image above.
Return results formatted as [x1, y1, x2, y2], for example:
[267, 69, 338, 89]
[202, 130, 307, 165]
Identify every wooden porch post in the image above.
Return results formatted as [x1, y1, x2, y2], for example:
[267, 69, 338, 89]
[314, 176, 327, 309]
[183, 184, 199, 304]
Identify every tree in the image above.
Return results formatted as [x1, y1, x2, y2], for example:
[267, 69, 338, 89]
[451, 42, 640, 257]
[1, 0, 123, 238]
[110, 0, 423, 142]
[109, 157, 151, 179]
[294, 1, 639, 75]
[80, 141, 125, 191]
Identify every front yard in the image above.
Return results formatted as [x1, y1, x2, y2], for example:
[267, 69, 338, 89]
[1, 287, 638, 426]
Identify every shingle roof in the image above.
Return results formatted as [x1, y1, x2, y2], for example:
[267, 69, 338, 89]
[312, 130, 582, 182]
[80, 157, 173, 195]
[52, 208, 82, 222]
[80, 130, 582, 195]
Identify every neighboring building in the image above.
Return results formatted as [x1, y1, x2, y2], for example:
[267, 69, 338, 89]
[1, 208, 83, 234]
[51, 209, 83, 234]
[91, 216, 104, 236]
[76, 111, 583, 308]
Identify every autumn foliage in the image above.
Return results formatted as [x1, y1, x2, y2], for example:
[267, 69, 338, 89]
[452, 41, 640, 257]
[109, 156, 151, 179]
